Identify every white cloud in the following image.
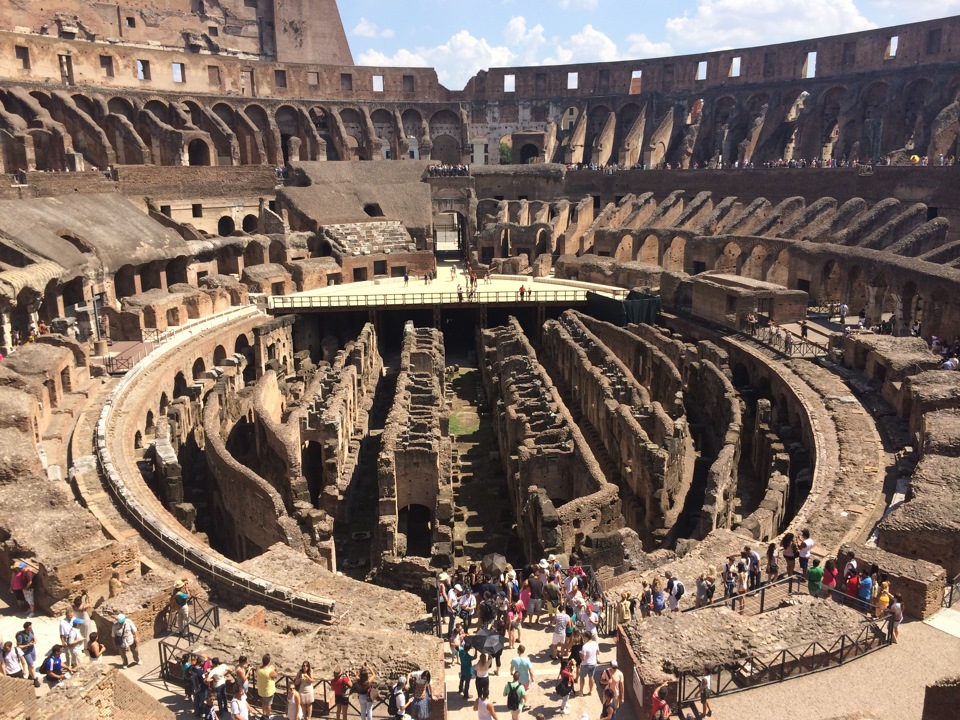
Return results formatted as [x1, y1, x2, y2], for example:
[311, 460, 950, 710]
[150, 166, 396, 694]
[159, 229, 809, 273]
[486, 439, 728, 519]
[559, 0, 599, 9]
[504, 16, 547, 64]
[665, 0, 875, 51]
[543, 24, 620, 65]
[625, 33, 674, 58]
[351, 17, 394, 39]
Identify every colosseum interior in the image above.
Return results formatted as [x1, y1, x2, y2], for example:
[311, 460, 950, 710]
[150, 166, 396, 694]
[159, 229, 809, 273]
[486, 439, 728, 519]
[1, 2, 960, 719]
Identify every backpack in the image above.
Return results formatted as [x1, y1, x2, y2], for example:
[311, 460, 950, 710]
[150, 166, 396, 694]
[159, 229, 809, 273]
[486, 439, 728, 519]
[672, 580, 685, 600]
[387, 686, 402, 716]
[38, 655, 52, 674]
[507, 682, 521, 710]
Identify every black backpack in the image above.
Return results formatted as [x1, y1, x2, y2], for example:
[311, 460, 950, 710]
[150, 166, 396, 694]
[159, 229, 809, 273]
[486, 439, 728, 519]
[388, 686, 402, 716]
[507, 682, 521, 710]
[672, 580, 685, 599]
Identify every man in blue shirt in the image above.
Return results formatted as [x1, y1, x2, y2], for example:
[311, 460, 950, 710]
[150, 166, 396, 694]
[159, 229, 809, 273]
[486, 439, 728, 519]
[857, 570, 874, 614]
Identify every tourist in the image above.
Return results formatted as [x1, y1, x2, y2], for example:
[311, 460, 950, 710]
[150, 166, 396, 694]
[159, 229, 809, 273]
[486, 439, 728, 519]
[526, 567, 544, 625]
[650, 681, 671, 720]
[332, 667, 353, 720]
[231, 686, 250, 720]
[39, 644, 74, 687]
[473, 692, 498, 720]
[111, 613, 140, 667]
[821, 559, 839, 599]
[781, 533, 799, 575]
[650, 577, 666, 616]
[474, 653, 491, 700]
[170, 579, 191, 636]
[87, 632, 105, 662]
[743, 546, 762, 590]
[507, 602, 523, 648]
[1, 640, 27, 679]
[285, 685, 302, 720]
[294, 660, 315, 719]
[699, 673, 714, 717]
[446, 584, 461, 639]
[64, 617, 84, 669]
[766, 543, 781, 584]
[857, 570, 874, 614]
[557, 658, 576, 714]
[504, 670, 527, 720]
[600, 688, 617, 720]
[639, 580, 652, 618]
[58, 608, 75, 649]
[735, 561, 748, 613]
[234, 656, 251, 695]
[256, 654, 279, 720]
[844, 568, 861, 608]
[839, 302, 848, 326]
[807, 558, 824, 596]
[458, 640, 474, 699]
[458, 587, 478, 632]
[404, 272, 409, 287]
[798, 529, 814, 577]
[207, 657, 232, 715]
[15, 621, 40, 687]
[599, 660, 624, 708]
[582, 603, 600, 636]
[886, 594, 904, 643]
[544, 574, 562, 623]
[579, 631, 599, 697]
[389, 676, 411, 720]
[722, 555, 738, 599]
[354, 663, 374, 720]
[518, 285, 526, 301]
[551, 605, 572, 659]
[695, 568, 716, 608]
[665, 572, 685, 612]
[409, 669, 432, 720]
[190, 656, 210, 713]
[510, 644, 534, 691]
[73, 590, 93, 643]
[10, 562, 33, 615]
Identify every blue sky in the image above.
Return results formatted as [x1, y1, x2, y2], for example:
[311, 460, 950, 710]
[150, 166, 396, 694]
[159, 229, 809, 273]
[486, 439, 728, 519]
[338, 0, 960, 89]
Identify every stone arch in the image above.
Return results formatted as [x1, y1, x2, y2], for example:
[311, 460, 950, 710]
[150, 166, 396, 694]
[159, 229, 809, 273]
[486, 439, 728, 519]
[637, 235, 659, 265]
[819, 86, 847, 160]
[145, 409, 155, 435]
[901, 77, 935, 153]
[276, 104, 311, 162]
[73, 93, 98, 120]
[764, 248, 792, 287]
[244, 103, 278, 164]
[519, 143, 540, 164]
[431, 134, 460, 164]
[740, 244, 769, 280]
[614, 234, 633, 262]
[213, 345, 227, 366]
[924, 286, 950, 337]
[187, 137, 211, 166]
[218, 216, 236, 236]
[370, 108, 395, 160]
[663, 236, 686, 272]
[900, 279, 921, 331]
[159, 392, 169, 416]
[173, 371, 189, 398]
[846, 265, 868, 316]
[165, 256, 189, 286]
[243, 241, 265, 267]
[309, 107, 340, 161]
[107, 97, 136, 121]
[715, 241, 743, 273]
[144, 99, 171, 125]
[819, 260, 843, 304]
[339, 108, 366, 161]
[192, 357, 206, 380]
[269, 239, 286, 263]
[242, 214, 258, 233]
[114, 265, 137, 299]
[429, 109, 460, 139]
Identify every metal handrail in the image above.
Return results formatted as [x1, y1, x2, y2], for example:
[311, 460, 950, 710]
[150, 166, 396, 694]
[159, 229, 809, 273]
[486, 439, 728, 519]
[684, 574, 806, 615]
[269, 289, 600, 310]
[944, 571, 960, 608]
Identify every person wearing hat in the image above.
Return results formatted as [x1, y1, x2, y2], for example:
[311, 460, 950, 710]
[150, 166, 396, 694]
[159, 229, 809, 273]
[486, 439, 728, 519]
[169, 580, 191, 637]
[437, 572, 451, 633]
[446, 583, 462, 639]
[600, 660, 624, 709]
[111, 613, 140, 667]
[10, 561, 35, 616]
[64, 616, 85, 668]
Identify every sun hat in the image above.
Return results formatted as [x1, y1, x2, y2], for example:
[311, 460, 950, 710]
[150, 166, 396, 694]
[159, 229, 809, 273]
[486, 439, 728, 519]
[174, 580, 185, 589]
[538, 559, 549, 569]
[116, 614, 126, 623]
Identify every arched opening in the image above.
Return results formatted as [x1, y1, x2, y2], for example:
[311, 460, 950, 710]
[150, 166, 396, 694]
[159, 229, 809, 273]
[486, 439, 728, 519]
[398, 504, 432, 558]
[242, 214, 258, 233]
[614, 235, 633, 262]
[114, 265, 137, 299]
[166, 256, 189, 287]
[663, 236, 686, 272]
[638, 235, 659, 265]
[173, 371, 189, 398]
[732, 363, 750, 388]
[145, 410, 155, 435]
[269, 240, 286, 264]
[363, 203, 385, 217]
[235, 334, 255, 383]
[519, 143, 540, 164]
[213, 345, 227, 366]
[431, 134, 460, 164]
[765, 248, 792, 287]
[187, 138, 211, 166]
[243, 241, 265, 267]
[218, 216, 236, 236]
[159, 392, 170, 416]
[715, 242, 743, 273]
[740, 245, 769, 281]
[846, 265, 868, 316]
[192, 357, 206, 381]
[134, 431, 143, 449]
[819, 260, 843, 305]
[302, 440, 323, 507]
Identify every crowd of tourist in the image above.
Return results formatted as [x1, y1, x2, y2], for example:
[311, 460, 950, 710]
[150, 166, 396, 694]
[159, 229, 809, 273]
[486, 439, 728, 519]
[562, 154, 956, 174]
[428, 164, 470, 177]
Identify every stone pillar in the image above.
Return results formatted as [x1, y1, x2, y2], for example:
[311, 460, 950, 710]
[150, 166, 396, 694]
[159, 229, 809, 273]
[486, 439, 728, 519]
[890, 293, 904, 335]
[865, 285, 881, 328]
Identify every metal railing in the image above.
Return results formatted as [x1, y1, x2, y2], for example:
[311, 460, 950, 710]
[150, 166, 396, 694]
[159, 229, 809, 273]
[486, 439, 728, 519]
[674, 615, 893, 704]
[684, 574, 807, 616]
[270, 288, 596, 311]
[742, 322, 829, 358]
[944, 571, 960, 609]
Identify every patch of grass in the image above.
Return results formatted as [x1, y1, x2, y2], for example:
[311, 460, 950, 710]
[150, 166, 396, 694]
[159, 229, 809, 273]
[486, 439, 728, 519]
[450, 412, 480, 437]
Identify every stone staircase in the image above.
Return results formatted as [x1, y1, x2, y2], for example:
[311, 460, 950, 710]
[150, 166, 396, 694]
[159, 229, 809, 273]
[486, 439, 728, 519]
[323, 221, 416, 255]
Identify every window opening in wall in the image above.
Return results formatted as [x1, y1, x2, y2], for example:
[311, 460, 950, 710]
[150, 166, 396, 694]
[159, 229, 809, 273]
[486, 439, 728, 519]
[353, 267, 368, 282]
[172, 62, 185, 83]
[307, 71, 319, 86]
[802, 51, 817, 79]
[207, 65, 221, 85]
[593, 195, 601, 210]
[842, 41, 857, 68]
[403, 74, 415, 92]
[100, 55, 114, 77]
[208, 26, 219, 36]
[504, 74, 516, 92]
[341, 73, 353, 91]
[244, 0, 257, 7]
[192, 203, 203, 218]
[885, 35, 899, 59]
[160, 205, 172, 217]
[373, 260, 387, 276]
[928, 206, 940, 221]
[125, 16, 136, 28]
[58, 54, 74, 85]
[274, 69, 287, 88]
[696, 61, 708, 81]
[567, 72, 579, 90]
[372, 74, 384, 92]
[629, 70, 642, 94]
[926, 29, 942, 55]
[15, 46, 30, 70]
[136, 59, 151, 80]
[729, 57, 741, 77]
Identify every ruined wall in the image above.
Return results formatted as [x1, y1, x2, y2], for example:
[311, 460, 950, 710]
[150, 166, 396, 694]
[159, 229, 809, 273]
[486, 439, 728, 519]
[542, 310, 695, 548]
[923, 676, 960, 720]
[837, 543, 946, 620]
[481, 317, 624, 559]
[376, 322, 452, 566]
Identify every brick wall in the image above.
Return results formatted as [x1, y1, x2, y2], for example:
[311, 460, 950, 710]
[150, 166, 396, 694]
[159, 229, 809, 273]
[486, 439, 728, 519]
[838, 543, 946, 620]
[0, 674, 37, 719]
[923, 676, 960, 720]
